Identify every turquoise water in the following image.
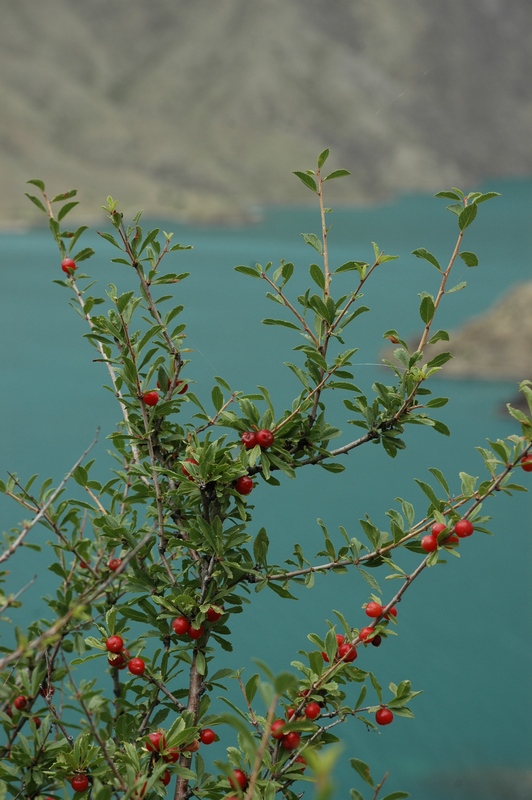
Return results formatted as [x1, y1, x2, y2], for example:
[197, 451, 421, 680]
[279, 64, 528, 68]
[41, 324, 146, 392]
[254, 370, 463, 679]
[0, 178, 531, 799]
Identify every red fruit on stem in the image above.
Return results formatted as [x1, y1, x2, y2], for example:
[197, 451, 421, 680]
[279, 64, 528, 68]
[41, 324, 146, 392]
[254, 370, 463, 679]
[146, 731, 167, 752]
[79, 561, 89, 569]
[385, 606, 397, 619]
[454, 519, 474, 538]
[128, 657, 146, 676]
[61, 257, 77, 274]
[295, 755, 307, 767]
[365, 602, 383, 618]
[375, 707, 394, 726]
[13, 695, 28, 711]
[142, 391, 159, 407]
[431, 522, 447, 537]
[304, 701, 321, 720]
[177, 381, 188, 394]
[181, 458, 198, 480]
[206, 606, 223, 622]
[520, 454, 532, 472]
[39, 683, 54, 698]
[371, 634, 382, 647]
[235, 475, 254, 495]
[160, 771, 171, 786]
[172, 616, 190, 636]
[199, 728, 216, 745]
[70, 775, 89, 793]
[359, 626, 376, 642]
[164, 747, 180, 763]
[32, 716, 41, 728]
[105, 635, 124, 654]
[321, 651, 329, 662]
[282, 731, 301, 751]
[338, 642, 357, 662]
[286, 707, 296, 720]
[108, 652, 128, 669]
[230, 769, 248, 790]
[108, 557, 122, 571]
[188, 623, 205, 640]
[241, 431, 257, 450]
[421, 535, 438, 553]
[183, 739, 200, 753]
[255, 429, 274, 449]
[271, 719, 286, 739]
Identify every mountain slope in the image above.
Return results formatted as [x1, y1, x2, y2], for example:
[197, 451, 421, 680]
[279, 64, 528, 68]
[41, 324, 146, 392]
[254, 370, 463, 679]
[1, 0, 531, 223]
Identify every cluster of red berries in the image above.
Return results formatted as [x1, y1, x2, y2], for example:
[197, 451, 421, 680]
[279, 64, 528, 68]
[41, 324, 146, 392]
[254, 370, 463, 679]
[321, 633, 358, 663]
[171, 606, 223, 641]
[421, 518, 474, 553]
[241, 429, 275, 450]
[105, 635, 146, 675]
[143, 380, 188, 407]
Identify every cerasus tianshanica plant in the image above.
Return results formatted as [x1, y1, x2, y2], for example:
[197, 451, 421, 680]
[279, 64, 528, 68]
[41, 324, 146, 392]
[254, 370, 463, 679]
[0, 152, 530, 800]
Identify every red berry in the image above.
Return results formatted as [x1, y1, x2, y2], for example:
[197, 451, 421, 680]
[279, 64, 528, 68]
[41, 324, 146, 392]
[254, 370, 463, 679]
[160, 771, 171, 787]
[520, 454, 532, 472]
[164, 747, 180, 763]
[177, 382, 188, 395]
[286, 707, 296, 720]
[375, 707, 394, 726]
[107, 557, 122, 571]
[335, 633, 345, 645]
[321, 651, 329, 662]
[39, 683, 54, 698]
[230, 769, 248, 790]
[108, 652, 128, 669]
[61, 257, 77, 274]
[128, 657, 146, 675]
[181, 458, 198, 480]
[365, 602, 383, 618]
[371, 634, 382, 647]
[188, 623, 205, 640]
[295, 755, 307, 768]
[256, 429, 274, 449]
[146, 731, 167, 752]
[206, 606, 223, 622]
[282, 731, 301, 750]
[70, 775, 89, 793]
[235, 475, 254, 495]
[304, 701, 321, 720]
[431, 522, 447, 537]
[421, 535, 438, 553]
[183, 739, 200, 752]
[79, 561, 89, 569]
[199, 728, 216, 745]
[359, 626, 376, 642]
[271, 719, 286, 739]
[172, 616, 190, 636]
[106, 635, 124, 654]
[385, 606, 397, 619]
[32, 716, 41, 728]
[241, 431, 257, 450]
[338, 642, 358, 662]
[13, 695, 28, 711]
[454, 519, 474, 538]
[142, 391, 159, 407]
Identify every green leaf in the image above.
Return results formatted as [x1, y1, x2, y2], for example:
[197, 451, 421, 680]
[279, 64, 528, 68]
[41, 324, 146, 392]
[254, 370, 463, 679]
[350, 758, 373, 787]
[262, 318, 301, 331]
[293, 171, 317, 193]
[310, 263, 325, 290]
[414, 479, 441, 509]
[301, 233, 323, 254]
[324, 169, 351, 181]
[458, 204, 478, 231]
[459, 251, 479, 267]
[234, 265, 261, 278]
[446, 281, 467, 294]
[412, 248, 441, 271]
[57, 201, 79, 221]
[27, 178, 46, 191]
[425, 352, 452, 370]
[428, 329, 449, 344]
[419, 293, 435, 324]
[25, 194, 47, 213]
[473, 191, 500, 204]
[435, 190, 462, 201]
[382, 793, 410, 800]
[317, 148, 330, 169]
[211, 385, 224, 412]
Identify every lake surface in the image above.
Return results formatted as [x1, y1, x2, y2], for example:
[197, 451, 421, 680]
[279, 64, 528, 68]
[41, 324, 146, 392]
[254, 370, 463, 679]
[0, 177, 531, 799]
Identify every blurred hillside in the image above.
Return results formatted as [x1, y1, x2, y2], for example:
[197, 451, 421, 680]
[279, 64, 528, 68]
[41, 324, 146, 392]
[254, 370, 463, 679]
[1, 0, 531, 223]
